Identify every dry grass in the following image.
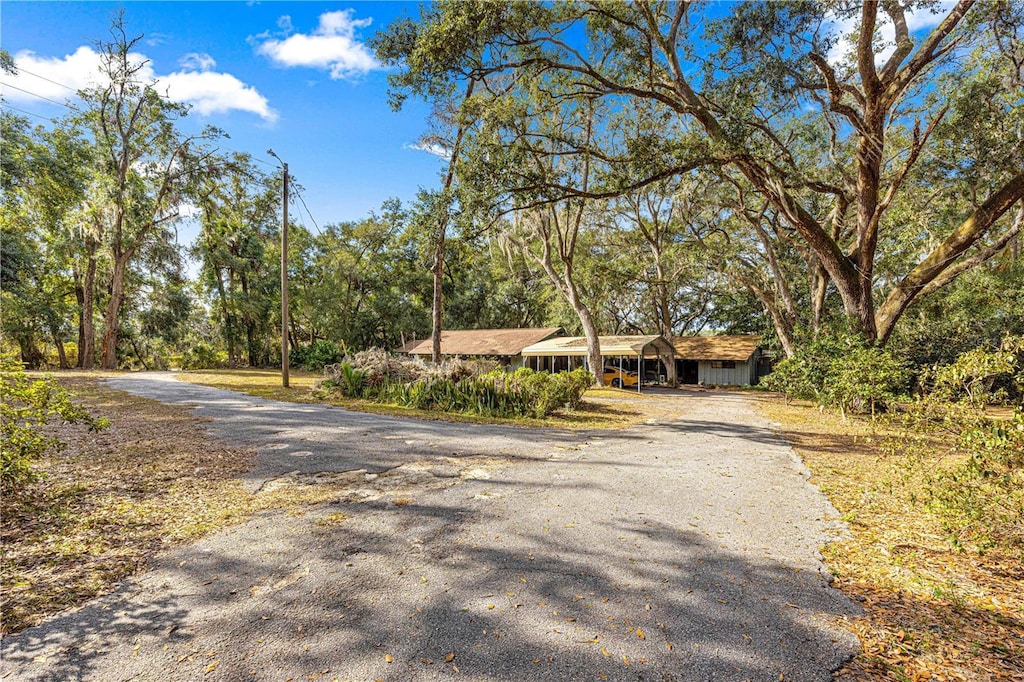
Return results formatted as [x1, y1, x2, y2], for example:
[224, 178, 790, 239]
[177, 368, 648, 429]
[757, 395, 1023, 681]
[176, 368, 322, 402]
[0, 375, 370, 635]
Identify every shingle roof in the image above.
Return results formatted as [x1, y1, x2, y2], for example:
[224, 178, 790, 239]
[672, 335, 761, 361]
[521, 335, 674, 357]
[398, 328, 563, 357]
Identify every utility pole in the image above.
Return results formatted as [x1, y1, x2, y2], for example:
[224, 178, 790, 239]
[268, 149, 289, 388]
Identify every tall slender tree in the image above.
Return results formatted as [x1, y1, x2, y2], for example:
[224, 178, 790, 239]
[77, 15, 222, 369]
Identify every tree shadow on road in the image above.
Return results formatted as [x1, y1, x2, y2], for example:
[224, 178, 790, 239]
[3, 493, 861, 682]
[657, 419, 791, 448]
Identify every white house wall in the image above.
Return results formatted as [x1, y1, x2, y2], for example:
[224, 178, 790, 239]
[697, 360, 756, 386]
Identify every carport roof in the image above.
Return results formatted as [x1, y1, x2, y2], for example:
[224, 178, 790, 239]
[672, 335, 761, 361]
[398, 327, 563, 357]
[521, 335, 674, 357]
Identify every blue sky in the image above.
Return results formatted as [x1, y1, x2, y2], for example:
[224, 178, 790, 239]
[1, 1, 446, 236]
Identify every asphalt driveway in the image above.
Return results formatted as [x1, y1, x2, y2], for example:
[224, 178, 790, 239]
[1, 374, 859, 681]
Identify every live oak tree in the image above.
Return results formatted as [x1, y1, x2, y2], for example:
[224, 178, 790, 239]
[481, 90, 611, 384]
[374, 0, 1024, 346]
[682, 169, 846, 357]
[606, 184, 718, 340]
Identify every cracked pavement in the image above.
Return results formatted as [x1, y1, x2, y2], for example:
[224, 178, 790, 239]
[0, 373, 860, 681]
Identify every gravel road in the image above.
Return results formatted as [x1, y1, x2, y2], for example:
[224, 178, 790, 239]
[1, 374, 859, 681]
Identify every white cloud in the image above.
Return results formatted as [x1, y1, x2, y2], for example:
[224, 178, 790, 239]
[403, 141, 451, 160]
[3, 46, 107, 100]
[163, 70, 277, 121]
[2, 46, 276, 122]
[253, 9, 379, 80]
[179, 52, 216, 72]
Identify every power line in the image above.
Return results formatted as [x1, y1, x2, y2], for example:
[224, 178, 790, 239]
[294, 187, 323, 235]
[0, 102, 58, 123]
[0, 81, 75, 108]
[12, 66, 78, 92]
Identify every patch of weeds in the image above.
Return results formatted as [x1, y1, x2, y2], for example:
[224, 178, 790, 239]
[179, 368, 649, 429]
[317, 512, 349, 527]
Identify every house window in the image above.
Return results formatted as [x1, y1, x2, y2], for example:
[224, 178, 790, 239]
[711, 360, 736, 369]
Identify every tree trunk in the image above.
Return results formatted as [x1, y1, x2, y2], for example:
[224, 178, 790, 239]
[246, 322, 257, 368]
[430, 80, 476, 364]
[217, 269, 235, 368]
[653, 267, 678, 386]
[809, 256, 829, 333]
[431, 239, 444, 364]
[129, 333, 150, 370]
[77, 240, 97, 369]
[18, 335, 45, 369]
[50, 327, 70, 369]
[100, 256, 128, 370]
[566, 277, 605, 386]
[745, 280, 797, 358]
[75, 271, 86, 368]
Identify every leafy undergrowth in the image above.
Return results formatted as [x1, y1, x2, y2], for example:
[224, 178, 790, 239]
[758, 396, 1023, 681]
[177, 368, 647, 429]
[0, 376, 366, 635]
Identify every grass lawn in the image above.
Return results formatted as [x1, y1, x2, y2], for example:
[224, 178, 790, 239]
[176, 368, 649, 429]
[757, 396, 1023, 681]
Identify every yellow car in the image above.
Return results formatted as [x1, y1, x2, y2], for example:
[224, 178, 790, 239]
[603, 366, 639, 388]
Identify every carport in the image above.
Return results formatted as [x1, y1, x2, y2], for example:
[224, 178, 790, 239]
[520, 335, 676, 392]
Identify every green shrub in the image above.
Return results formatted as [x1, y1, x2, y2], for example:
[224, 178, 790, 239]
[320, 362, 368, 398]
[886, 340, 1024, 553]
[763, 333, 910, 416]
[927, 408, 1024, 552]
[319, 352, 590, 419]
[180, 342, 228, 369]
[291, 340, 346, 372]
[927, 336, 1022, 407]
[894, 403, 1024, 554]
[0, 354, 109, 493]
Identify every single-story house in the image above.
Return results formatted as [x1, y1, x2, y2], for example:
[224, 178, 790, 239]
[397, 327, 563, 368]
[520, 334, 677, 391]
[672, 335, 763, 386]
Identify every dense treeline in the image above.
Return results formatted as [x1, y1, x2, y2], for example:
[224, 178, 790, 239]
[2, 4, 1023, 378]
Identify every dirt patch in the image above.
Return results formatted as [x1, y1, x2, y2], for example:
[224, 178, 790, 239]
[757, 395, 1023, 681]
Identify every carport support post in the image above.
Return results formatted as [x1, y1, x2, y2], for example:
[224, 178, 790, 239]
[637, 352, 642, 394]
